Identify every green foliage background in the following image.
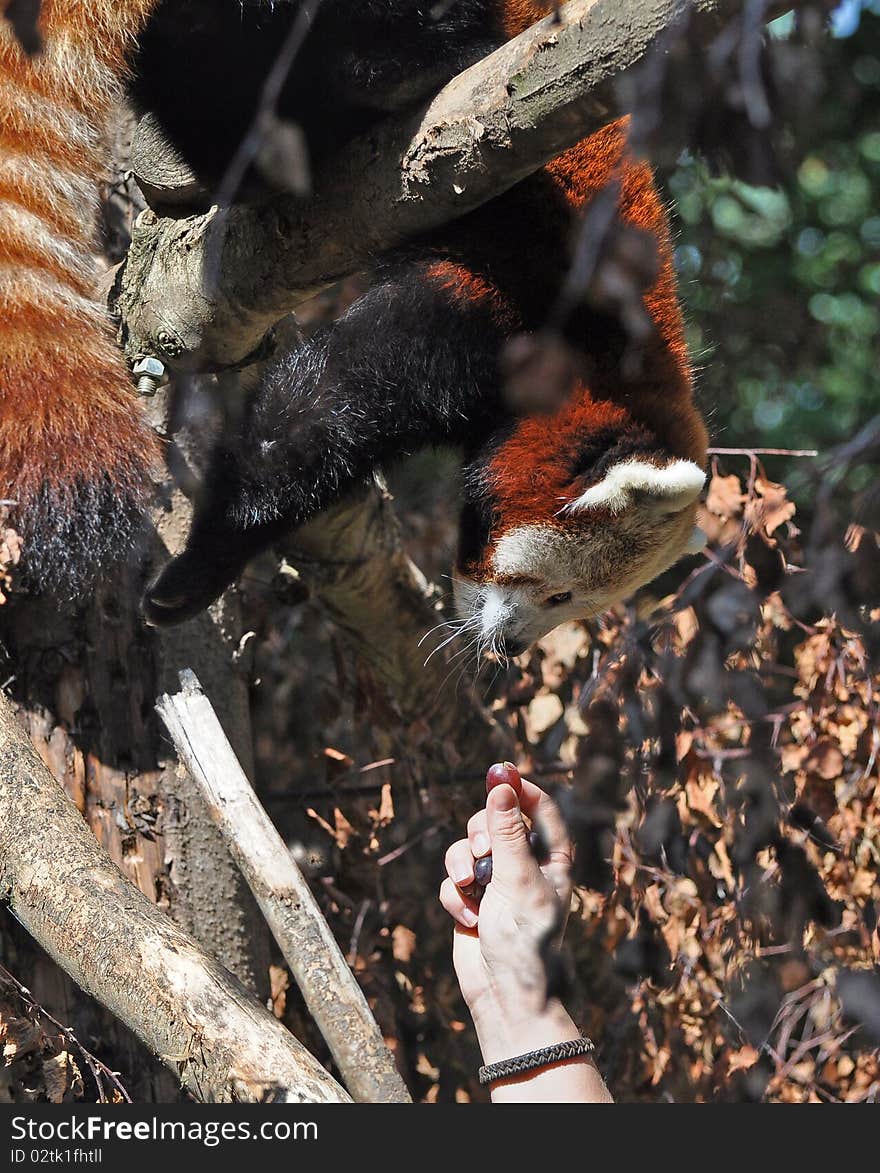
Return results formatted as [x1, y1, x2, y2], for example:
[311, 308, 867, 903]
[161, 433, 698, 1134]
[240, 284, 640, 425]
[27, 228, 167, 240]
[671, 2, 879, 474]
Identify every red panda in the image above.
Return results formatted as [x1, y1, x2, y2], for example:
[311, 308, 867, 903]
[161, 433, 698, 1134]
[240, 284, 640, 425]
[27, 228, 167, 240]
[1, 2, 708, 651]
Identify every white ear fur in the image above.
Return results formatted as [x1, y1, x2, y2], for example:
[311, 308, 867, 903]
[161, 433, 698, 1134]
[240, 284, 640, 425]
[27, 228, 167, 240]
[561, 459, 706, 516]
[685, 525, 707, 554]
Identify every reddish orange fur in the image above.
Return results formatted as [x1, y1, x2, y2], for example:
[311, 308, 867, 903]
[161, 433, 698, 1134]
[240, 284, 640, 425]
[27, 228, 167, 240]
[498, 0, 559, 39]
[0, 1, 160, 588]
[490, 121, 703, 543]
[424, 259, 520, 329]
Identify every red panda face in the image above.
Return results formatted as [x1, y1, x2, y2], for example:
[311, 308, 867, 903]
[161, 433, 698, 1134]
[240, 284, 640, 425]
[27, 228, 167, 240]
[453, 456, 706, 656]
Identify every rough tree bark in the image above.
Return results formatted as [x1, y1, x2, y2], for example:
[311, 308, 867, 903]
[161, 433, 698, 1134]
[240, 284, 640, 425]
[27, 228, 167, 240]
[0, 400, 277, 1100]
[0, 687, 349, 1103]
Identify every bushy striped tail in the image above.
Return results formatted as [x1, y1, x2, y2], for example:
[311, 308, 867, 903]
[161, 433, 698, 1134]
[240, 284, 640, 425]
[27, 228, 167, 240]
[0, 1, 159, 596]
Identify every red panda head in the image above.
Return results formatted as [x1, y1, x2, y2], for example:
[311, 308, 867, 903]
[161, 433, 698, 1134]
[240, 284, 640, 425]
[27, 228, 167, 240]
[453, 405, 707, 656]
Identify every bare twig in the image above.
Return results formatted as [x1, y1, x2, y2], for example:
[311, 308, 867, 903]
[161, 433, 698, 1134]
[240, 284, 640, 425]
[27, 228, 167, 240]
[0, 962, 132, 1103]
[707, 447, 819, 457]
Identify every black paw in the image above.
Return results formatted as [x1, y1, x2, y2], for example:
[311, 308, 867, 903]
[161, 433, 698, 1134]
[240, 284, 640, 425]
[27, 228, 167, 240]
[142, 548, 242, 627]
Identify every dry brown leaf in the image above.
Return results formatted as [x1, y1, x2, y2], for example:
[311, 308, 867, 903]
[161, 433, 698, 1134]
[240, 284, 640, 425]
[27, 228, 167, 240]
[807, 739, 844, 781]
[378, 782, 395, 825]
[526, 692, 564, 738]
[780, 743, 810, 773]
[268, 965, 289, 1020]
[683, 774, 722, 827]
[674, 607, 699, 646]
[1, 1014, 43, 1064]
[706, 473, 745, 519]
[727, 1045, 760, 1074]
[42, 1050, 81, 1103]
[392, 925, 416, 964]
[745, 475, 796, 537]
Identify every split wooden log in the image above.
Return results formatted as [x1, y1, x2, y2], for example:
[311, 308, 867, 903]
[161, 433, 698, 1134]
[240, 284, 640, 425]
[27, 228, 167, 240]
[156, 670, 411, 1104]
[0, 687, 350, 1104]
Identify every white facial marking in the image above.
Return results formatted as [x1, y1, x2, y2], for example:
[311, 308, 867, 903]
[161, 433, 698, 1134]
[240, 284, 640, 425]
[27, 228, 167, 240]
[561, 459, 706, 516]
[480, 583, 511, 635]
[493, 525, 564, 580]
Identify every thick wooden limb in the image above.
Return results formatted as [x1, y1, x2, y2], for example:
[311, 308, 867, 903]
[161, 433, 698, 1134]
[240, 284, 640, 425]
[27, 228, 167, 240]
[0, 687, 350, 1104]
[156, 670, 411, 1104]
[114, 0, 745, 371]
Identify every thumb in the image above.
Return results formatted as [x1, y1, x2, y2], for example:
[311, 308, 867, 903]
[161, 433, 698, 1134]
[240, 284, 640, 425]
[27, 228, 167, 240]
[485, 784, 537, 884]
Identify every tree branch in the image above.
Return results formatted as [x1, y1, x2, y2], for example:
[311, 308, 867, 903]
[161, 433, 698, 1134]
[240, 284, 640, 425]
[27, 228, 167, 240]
[156, 670, 411, 1104]
[113, 0, 744, 371]
[0, 687, 350, 1104]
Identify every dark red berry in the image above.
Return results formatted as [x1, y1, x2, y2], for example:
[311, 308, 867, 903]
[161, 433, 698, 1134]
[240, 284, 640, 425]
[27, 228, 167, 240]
[486, 762, 520, 790]
[474, 856, 493, 887]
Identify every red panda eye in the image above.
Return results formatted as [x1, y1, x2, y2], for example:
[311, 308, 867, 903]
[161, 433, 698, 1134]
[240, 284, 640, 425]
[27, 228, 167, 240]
[545, 591, 573, 607]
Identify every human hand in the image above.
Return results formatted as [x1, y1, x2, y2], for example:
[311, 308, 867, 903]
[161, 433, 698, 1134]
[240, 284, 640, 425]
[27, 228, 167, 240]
[439, 764, 577, 1066]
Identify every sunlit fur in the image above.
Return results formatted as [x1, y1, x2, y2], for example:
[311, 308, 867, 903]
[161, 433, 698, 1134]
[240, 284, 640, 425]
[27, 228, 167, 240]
[561, 458, 706, 516]
[0, 2, 159, 593]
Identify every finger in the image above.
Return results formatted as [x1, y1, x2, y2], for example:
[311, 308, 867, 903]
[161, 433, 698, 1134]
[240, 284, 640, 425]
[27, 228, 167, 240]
[486, 766, 570, 858]
[439, 876, 479, 929]
[485, 783, 541, 886]
[466, 809, 490, 858]
[445, 839, 476, 888]
[518, 778, 572, 862]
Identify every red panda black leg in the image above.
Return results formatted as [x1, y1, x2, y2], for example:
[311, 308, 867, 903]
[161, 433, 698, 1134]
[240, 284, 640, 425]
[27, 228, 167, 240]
[143, 265, 507, 626]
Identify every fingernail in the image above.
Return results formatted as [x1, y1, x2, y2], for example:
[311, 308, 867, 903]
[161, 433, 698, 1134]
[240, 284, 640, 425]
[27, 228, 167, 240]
[460, 907, 478, 928]
[472, 832, 490, 857]
[451, 866, 472, 886]
[493, 784, 518, 812]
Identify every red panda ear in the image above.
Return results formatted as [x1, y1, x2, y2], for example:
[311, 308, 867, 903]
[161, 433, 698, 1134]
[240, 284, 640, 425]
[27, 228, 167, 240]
[561, 458, 706, 517]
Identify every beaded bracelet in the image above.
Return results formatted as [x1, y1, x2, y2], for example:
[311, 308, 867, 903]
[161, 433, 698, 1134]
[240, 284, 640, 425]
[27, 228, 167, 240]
[478, 1036, 595, 1086]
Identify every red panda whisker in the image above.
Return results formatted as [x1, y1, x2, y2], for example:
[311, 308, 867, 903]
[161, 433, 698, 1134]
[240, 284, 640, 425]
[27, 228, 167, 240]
[417, 615, 469, 649]
[422, 619, 478, 667]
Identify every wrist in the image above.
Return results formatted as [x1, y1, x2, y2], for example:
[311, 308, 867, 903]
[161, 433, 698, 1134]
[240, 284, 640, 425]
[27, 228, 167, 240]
[470, 993, 580, 1067]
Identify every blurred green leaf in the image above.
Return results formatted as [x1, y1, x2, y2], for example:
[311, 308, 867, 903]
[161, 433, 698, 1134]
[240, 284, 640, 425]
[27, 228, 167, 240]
[669, 8, 880, 459]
